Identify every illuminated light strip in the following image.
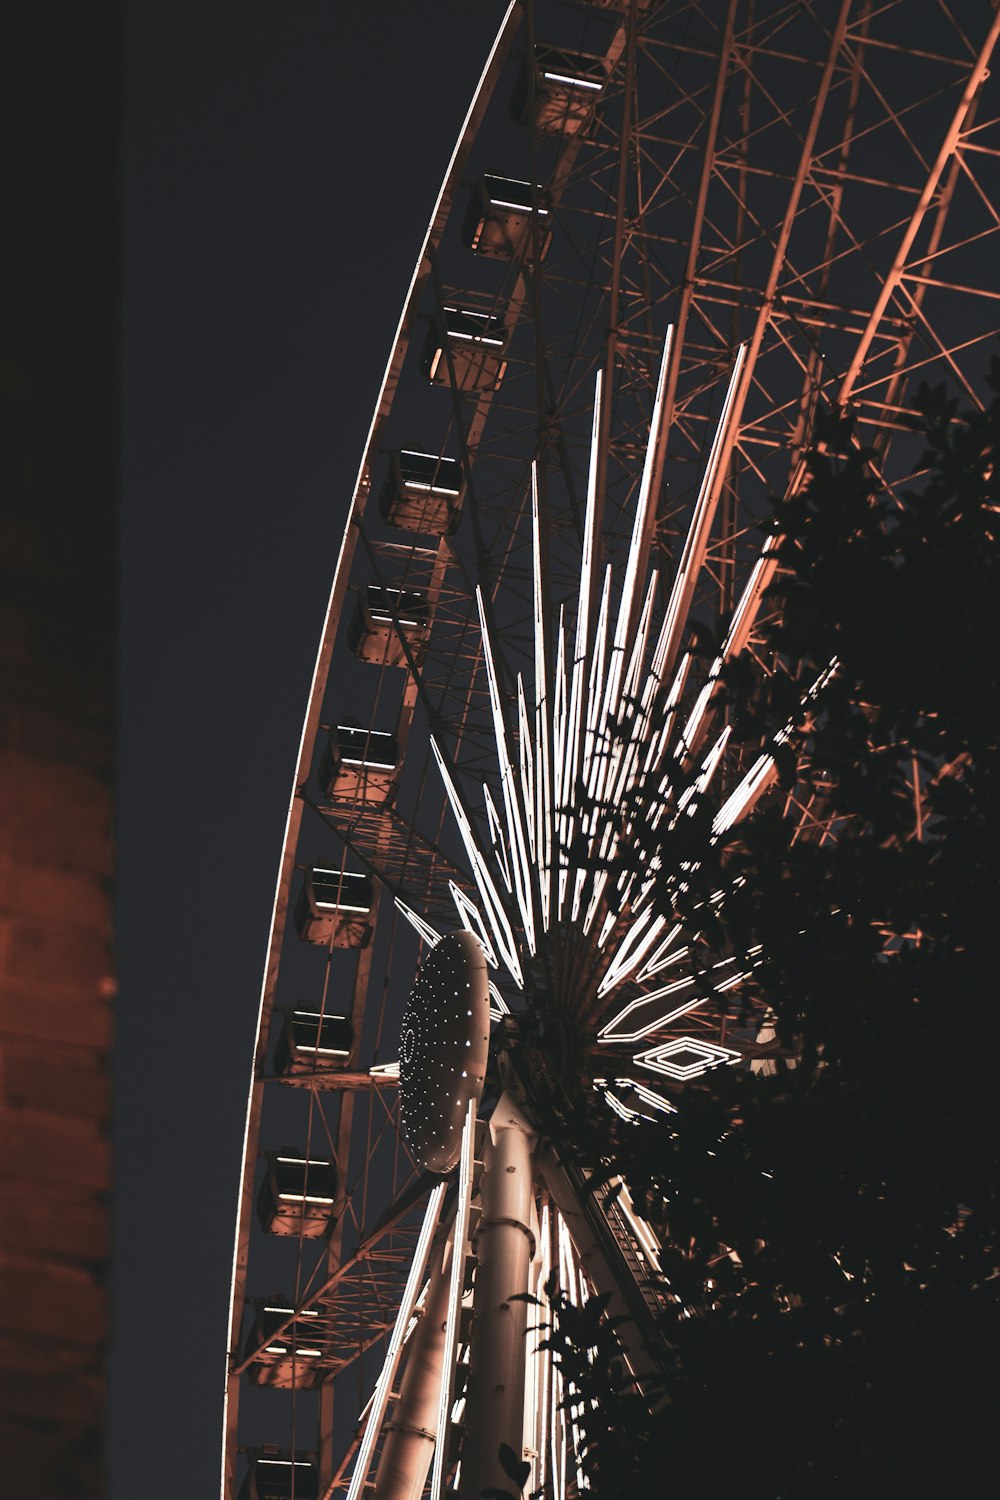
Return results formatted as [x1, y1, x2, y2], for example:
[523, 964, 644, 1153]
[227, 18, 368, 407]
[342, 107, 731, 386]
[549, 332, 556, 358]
[403, 482, 462, 497]
[597, 908, 669, 997]
[541, 70, 603, 90]
[394, 896, 442, 950]
[534, 1203, 552, 1500]
[652, 345, 747, 688]
[448, 881, 499, 969]
[599, 328, 674, 752]
[489, 198, 550, 215]
[517, 676, 536, 860]
[430, 1104, 477, 1500]
[369, 1061, 399, 1079]
[483, 783, 513, 893]
[723, 532, 779, 660]
[552, 611, 570, 918]
[610, 1177, 665, 1270]
[581, 566, 613, 807]
[597, 974, 698, 1042]
[669, 725, 731, 826]
[713, 754, 776, 835]
[488, 982, 509, 1020]
[603, 572, 659, 814]
[531, 466, 553, 933]
[557, 1215, 589, 1493]
[640, 651, 691, 781]
[561, 379, 603, 923]
[430, 737, 524, 987]
[581, 869, 608, 939]
[574, 566, 614, 924]
[634, 1035, 742, 1081]
[476, 587, 536, 956]
[711, 658, 839, 836]
[347, 1182, 447, 1500]
[634, 930, 685, 982]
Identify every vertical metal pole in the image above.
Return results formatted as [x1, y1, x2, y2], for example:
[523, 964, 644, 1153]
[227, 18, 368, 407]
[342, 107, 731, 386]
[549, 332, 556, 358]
[460, 1094, 537, 1500]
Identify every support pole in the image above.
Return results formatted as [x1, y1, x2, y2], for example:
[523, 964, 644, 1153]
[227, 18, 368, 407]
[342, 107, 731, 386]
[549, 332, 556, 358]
[460, 1094, 537, 1500]
[375, 1233, 453, 1500]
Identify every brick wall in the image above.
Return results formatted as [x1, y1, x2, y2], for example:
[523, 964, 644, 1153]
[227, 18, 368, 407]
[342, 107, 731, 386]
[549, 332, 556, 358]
[1, 5, 119, 1493]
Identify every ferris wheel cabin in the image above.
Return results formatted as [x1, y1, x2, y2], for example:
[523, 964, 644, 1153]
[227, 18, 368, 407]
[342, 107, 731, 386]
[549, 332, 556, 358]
[256, 1153, 338, 1238]
[243, 1302, 325, 1390]
[293, 867, 373, 947]
[462, 173, 552, 261]
[347, 584, 431, 668]
[320, 722, 399, 804]
[274, 1009, 353, 1079]
[379, 449, 465, 535]
[238, 1453, 319, 1500]
[421, 305, 508, 392]
[510, 46, 607, 136]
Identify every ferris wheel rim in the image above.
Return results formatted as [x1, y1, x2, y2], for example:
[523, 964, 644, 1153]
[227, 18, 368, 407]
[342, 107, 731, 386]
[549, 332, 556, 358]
[222, 2, 1000, 1492]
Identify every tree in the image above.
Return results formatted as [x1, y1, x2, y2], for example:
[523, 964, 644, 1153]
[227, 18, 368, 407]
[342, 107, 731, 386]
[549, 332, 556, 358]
[540, 371, 1000, 1498]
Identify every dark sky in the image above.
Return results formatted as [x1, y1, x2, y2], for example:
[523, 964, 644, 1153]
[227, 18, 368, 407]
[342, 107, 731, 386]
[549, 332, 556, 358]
[113, 4, 507, 1493]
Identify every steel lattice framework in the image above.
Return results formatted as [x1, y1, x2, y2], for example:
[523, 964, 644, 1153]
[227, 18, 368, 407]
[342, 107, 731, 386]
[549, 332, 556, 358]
[222, 4, 1000, 1498]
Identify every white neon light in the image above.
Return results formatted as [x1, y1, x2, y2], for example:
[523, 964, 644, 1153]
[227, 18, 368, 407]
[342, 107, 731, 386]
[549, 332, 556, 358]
[393, 897, 442, 951]
[347, 1182, 447, 1500]
[541, 70, 603, 90]
[597, 975, 701, 1043]
[634, 1035, 742, 1080]
[531, 465, 553, 932]
[448, 881, 499, 968]
[653, 346, 747, 688]
[431, 1103, 477, 1500]
[483, 782, 512, 892]
[476, 587, 536, 956]
[597, 908, 669, 997]
[430, 736, 524, 987]
[517, 674, 536, 860]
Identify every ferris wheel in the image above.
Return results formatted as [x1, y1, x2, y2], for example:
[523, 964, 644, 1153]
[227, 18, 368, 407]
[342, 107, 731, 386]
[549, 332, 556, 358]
[222, 3, 1000, 1497]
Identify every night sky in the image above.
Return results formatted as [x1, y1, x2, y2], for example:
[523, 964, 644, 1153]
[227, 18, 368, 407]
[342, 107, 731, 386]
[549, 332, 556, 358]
[113, 4, 507, 1493]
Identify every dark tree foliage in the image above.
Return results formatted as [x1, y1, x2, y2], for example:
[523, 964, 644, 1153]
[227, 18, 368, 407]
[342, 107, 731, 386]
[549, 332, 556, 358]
[544, 373, 1000, 1498]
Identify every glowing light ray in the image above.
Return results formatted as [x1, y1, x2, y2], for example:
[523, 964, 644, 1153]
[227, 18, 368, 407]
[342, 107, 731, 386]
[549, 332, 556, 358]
[597, 907, 669, 997]
[532, 466, 553, 933]
[517, 675, 536, 861]
[430, 1104, 477, 1500]
[594, 1078, 677, 1120]
[582, 566, 613, 808]
[483, 783, 512, 892]
[635, 1035, 742, 1081]
[599, 327, 674, 741]
[598, 976, 705, 1043]
[393, 897, 443, 951]
[603, 573, 659, 815]
[346, 1182, 447, 1500]
[476, 586, 536, 956]
[634, 925, 684, 982]
[581, 869, 609, 938]
[711, 658, 839, 836]
[671, 725, 731, 825]
[448, 881, 499, 968]
[488, 982, 509, 1021]
[552, 612, 570, 917]
[652, 347, 747, 690]
[430, 735, 523, 987]
[641, 651, 691, 780]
